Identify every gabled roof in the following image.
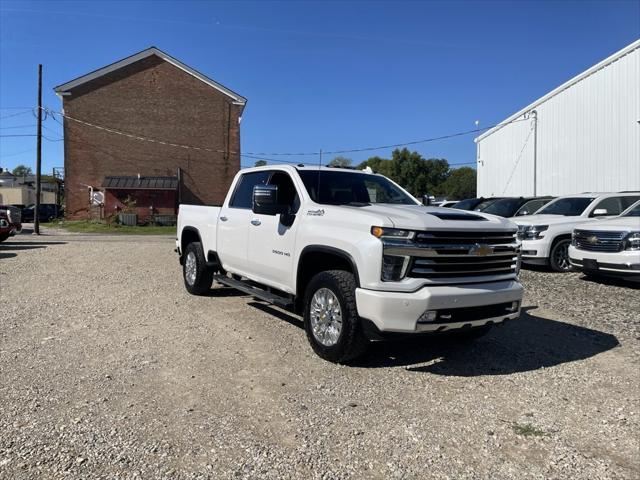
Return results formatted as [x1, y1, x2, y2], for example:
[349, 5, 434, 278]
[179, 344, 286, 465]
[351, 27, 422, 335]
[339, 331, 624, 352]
[102, 176, 178, 190]
[476, 39, 640, 142]
[54, 47, 247, 112]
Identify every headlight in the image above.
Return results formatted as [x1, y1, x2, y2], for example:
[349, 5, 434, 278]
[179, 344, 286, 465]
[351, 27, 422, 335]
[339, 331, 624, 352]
[371, 226, 415, 241]
[625, 232, 640, 251]
[372, 226, 414, 281]
[524, 225, 548, 240]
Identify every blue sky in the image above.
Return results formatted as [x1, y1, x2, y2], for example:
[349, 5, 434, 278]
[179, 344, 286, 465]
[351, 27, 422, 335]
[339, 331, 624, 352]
[1, 0, 638, 174]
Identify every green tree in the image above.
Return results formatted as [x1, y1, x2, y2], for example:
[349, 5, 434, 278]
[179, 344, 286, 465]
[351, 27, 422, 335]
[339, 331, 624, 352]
[12, 164, 32, 176]
[327, 156, 352, 168]
[254, 160, 267, 167]
[358, 148, 450, 197]
[437, 167, 476, 199]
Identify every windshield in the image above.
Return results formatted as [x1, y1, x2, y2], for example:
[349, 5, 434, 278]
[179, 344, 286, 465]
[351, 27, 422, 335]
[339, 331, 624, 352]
[622, 201, 640, 217]
[298, 170, 418, 205]
[537, 197, 595, 216]
[453, 198, 480, 210]
[473, 199, 499, 211]
[481, 198, 524, 217]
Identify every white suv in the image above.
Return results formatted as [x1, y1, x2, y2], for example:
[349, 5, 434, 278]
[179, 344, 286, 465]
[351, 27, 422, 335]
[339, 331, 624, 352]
[514, 192, 640, 272]
[569, 200, 640, 279]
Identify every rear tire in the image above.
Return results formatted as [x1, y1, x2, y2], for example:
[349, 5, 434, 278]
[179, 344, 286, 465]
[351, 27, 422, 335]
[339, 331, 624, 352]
[303, 270, 368, 363]
[183, 242, 214, 295]
[0, 233, 10, 243]
[549, 238, 572, 272]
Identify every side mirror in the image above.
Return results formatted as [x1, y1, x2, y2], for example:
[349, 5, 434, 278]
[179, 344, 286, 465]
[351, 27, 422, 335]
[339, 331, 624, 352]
[517, 210, 528, 216]
[252, 184, 287, 215]
[421, 194, 432, 206]
[592, 208, 608, 216]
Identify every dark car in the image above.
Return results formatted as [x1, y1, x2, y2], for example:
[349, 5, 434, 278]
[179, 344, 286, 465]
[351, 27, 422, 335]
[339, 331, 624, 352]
[479, 196, 555, 218]
[0, 211, 12, 242]
[21, 203, 64, 223]
[452, 197, 504, 211]
[0, 204, 22, 236]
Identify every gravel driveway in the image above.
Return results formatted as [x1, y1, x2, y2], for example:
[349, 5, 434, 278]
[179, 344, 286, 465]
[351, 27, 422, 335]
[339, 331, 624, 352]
[1, 233, 638, 479]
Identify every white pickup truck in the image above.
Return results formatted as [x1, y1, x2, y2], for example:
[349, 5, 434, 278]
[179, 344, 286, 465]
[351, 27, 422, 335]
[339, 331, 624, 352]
[176, 165, 523, 362]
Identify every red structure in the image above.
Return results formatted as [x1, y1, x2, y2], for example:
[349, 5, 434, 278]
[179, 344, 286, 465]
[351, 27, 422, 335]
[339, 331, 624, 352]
[103, 175, 178, 222]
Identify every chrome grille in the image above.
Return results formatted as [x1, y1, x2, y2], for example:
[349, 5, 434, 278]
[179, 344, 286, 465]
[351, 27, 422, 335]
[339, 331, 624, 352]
[399, 230, 519, 280]
[573, 230, 626, 252]
[0, 205, 21, 224]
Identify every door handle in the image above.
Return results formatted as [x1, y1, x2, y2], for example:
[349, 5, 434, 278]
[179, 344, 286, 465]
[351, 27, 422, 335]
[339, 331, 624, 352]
[250, 219, 261, 226]
[220, 216, 228, 222]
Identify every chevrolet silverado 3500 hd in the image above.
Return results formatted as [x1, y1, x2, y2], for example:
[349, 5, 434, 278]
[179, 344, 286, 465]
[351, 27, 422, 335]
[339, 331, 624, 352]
[176, 165, 523, 362]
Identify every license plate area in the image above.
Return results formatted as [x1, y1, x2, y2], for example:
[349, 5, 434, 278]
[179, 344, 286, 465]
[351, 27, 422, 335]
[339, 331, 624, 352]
[583, 258, 599, 270]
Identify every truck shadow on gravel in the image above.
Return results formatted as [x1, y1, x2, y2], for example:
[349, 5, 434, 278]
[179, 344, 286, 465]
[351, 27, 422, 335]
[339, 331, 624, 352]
[354, 307, 620, 375]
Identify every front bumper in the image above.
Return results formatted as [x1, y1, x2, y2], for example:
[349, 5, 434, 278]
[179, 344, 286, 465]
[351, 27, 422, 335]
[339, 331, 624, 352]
[355, 279, 523, 333]
[520, 238, 550, 264]
[569, 246, 640, 276]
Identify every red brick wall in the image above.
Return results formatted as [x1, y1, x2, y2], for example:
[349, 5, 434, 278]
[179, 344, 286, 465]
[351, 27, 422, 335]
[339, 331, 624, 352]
[61, 55, 242, 219]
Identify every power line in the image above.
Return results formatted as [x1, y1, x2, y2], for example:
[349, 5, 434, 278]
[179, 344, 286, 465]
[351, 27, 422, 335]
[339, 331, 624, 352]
[42, 106, 527, 159]
[502, 121, 535, 194]
[0, 134, 37, 137]
[0, 147, 37, 158]
[0, 109, 34, 120]
[0, 124, 36, 130]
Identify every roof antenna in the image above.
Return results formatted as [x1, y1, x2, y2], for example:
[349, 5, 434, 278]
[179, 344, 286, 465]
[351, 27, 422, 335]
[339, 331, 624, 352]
[316, 148, 322, 203]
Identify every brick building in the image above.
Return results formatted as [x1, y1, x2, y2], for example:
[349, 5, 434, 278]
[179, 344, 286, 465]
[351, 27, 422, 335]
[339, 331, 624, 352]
[54, 47, 246, 220]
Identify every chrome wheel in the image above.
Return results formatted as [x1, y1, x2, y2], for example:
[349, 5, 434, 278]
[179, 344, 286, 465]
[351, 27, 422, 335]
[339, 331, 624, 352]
[309, 288, 343, 346]
[185, 251, 197, 285]
[552, 240, 571, 271]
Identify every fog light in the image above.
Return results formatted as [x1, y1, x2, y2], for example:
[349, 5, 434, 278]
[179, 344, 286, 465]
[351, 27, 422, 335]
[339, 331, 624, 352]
[506, 301, 520, 313]
[381, 255, 409, 281]
[417, 310, 437, 323]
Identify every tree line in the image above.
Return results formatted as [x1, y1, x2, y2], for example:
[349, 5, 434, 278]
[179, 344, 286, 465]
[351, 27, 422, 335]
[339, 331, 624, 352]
[255, 148, 476, 199]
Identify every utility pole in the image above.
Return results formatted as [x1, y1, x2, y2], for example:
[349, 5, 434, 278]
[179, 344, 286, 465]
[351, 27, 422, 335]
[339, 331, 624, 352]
[34, 64, 43, 235]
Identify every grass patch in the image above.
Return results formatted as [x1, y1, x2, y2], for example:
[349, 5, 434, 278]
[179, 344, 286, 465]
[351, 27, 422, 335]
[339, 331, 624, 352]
[52, 220, 176, 235]
[512, 423, 547, 437]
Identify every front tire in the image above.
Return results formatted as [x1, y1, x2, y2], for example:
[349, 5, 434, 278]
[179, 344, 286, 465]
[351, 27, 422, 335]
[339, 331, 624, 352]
[549, 238, 572, 272]
[303, 270, 368, 363]
[183, 242, 214, 295]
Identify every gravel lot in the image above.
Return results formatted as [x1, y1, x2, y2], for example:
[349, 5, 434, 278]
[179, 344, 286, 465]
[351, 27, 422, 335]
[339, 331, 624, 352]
[1, 232, 638, 479]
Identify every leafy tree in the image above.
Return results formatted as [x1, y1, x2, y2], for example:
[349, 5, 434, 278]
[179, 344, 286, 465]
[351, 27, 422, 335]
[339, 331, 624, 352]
[12, 165, 32, 176]
[254, 160, 267, 167]
[327, 156, 352, 168]
[358, 148, 450, 197]
[436, 167, 476, 199]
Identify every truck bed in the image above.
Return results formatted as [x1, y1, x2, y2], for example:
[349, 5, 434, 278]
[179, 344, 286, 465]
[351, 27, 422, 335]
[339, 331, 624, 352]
[177, 204, 220, 255]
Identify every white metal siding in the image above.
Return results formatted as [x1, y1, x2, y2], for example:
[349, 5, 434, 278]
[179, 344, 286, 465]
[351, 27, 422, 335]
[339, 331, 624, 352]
[477, 42, 640, 197]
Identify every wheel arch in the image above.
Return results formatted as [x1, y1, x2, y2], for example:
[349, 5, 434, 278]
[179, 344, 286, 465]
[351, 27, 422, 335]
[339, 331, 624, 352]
[180, 227, 202, 257]
[296, 246, 360, 312]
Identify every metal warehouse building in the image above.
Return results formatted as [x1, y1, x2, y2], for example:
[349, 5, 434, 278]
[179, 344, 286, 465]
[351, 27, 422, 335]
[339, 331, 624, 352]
[475, 39, 639, 197]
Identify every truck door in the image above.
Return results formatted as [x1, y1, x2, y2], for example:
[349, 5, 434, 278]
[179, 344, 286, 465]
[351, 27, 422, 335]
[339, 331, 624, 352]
[217, 170, 270, 276]
[247, 170, 301, 292]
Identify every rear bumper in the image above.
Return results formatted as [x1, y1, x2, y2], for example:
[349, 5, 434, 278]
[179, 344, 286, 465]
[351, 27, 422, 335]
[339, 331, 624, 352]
[355, 280, 523, 333]
[569, 246, 640, 276]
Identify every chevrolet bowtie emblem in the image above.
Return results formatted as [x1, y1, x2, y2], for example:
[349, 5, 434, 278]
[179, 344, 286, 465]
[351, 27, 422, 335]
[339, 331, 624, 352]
[469, 244, 493, 256]
[587, 235, 599, 244]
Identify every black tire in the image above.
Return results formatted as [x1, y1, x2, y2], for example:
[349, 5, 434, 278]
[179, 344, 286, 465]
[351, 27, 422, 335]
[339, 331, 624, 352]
[446, 324, 493, 342]
[303, 270, 368, 363]
[182, 242, 214, 295]
[549, 238, 572, 272]
[0, 232, 10, 243]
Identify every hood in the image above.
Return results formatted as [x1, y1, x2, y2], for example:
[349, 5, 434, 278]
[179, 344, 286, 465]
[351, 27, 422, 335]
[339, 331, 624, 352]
[513, 214, 593, 227]
[337, 204, 516, 232]
[574, 216, 640, 232]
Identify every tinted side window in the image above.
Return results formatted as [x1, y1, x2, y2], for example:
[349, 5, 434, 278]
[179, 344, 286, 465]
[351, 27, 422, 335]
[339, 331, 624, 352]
[229, 171, 270, 209]
[591, 197, 624, 216]
[621, 196, 640, 210]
